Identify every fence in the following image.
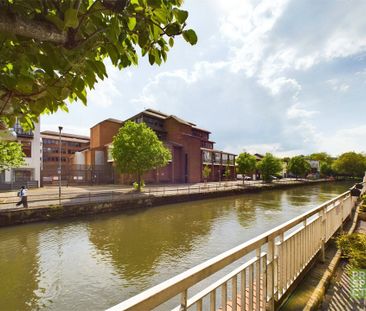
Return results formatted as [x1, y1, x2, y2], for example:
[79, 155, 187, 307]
[0, 179, 319, 208]
[105, 183, 364, 311]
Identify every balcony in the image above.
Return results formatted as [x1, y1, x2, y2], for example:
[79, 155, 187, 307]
[13, 124, 33, 138]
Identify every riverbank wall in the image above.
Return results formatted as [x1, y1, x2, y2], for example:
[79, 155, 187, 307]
[0, 179, 339, 227]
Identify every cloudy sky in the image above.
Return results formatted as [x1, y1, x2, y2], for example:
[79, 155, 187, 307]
[42, 0, 366, 157]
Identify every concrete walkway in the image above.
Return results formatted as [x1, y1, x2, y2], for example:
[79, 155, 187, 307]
[281, 220, 366, 311]
[0, 179, 310, 210]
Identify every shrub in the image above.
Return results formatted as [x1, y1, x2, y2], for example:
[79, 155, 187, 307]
[133, 180, 145, 191]
[336, 233, 366, 269]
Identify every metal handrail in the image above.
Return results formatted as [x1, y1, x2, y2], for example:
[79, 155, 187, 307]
[106, 186, 358, 311]
[0, 179, 324, 208]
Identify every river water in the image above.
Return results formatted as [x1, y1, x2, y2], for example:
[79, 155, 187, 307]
[0, 182, 353, 310]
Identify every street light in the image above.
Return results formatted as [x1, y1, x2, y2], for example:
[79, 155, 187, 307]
[58, 126, 63, 202]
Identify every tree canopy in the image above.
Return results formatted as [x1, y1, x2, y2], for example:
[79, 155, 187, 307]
[332, 152, 366, 177]
[111, 120, 171, 191]
[236, 152, 256, 183]
[0, 0, 197, 128]
[257, 153, 282, 183]
[0, 141, 25, 171]
[288, 156, 311, 179]
[308, 152, 333, 165]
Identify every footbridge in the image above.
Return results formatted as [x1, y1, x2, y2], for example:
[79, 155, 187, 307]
[107, 182, 365, 311]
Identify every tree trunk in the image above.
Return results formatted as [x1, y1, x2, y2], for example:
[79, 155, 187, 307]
[137, 172, 141, 192]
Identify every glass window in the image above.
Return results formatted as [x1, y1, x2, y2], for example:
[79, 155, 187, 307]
[215, 153, 221, 163]
[21, 141, 32, 157]
[202, 150, 212, 163]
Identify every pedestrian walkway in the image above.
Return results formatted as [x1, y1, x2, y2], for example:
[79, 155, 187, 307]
[322, 220, 366, 311]
[281, 219, 366, 311]
[0, 179, 310, 210]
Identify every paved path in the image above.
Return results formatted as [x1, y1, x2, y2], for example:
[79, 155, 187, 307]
[0, 179, 307, 210]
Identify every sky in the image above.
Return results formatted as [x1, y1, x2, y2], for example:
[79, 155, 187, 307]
[42, 0, 366, 157]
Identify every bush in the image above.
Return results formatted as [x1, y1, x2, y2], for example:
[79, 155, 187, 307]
[336, 233, 366, 269]
[133, 180, 145, 191]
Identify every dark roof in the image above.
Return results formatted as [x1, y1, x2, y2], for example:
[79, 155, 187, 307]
[41, 131, 90, 141]
[145, 108, 169, 118]
[192, 126, 211, 134]
[91, 118, 123, 129]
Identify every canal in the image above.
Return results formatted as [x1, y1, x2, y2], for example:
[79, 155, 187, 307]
[0, 181, 353, 310]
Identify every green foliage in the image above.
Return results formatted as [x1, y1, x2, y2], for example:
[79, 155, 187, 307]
[288, 156, 311, 178]
[337, 233, 366, 269]
[236, 152, 256, 180]
[0, 141, 25, 171]
[332, 152, 366, 177]
[223, 165, 231, 180]
[0, 0, 197, 128]
[112, 121, 171, 191]
[133, 180, 145, 190]
[202, 165, 211, 181]
[257, 153, 282, 183]
[308, 152, 333, 165]
[320, 162, 335, 177]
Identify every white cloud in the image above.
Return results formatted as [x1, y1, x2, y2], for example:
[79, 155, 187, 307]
[88, 62, 123, 108]
[326, 79, 350, 92]
[286, 103, 319, 119]
[41, 0, 366, 157]
[317, 125, 366, 156]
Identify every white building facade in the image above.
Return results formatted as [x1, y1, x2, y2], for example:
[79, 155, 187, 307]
[2, 121, 41, 186]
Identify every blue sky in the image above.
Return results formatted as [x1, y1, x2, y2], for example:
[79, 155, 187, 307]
[42, 0, 366, 157]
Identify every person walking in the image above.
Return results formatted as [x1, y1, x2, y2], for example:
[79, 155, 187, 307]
[16, 185, 28, 208]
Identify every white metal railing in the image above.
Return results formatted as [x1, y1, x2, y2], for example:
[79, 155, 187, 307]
[106, 183, 364, 311]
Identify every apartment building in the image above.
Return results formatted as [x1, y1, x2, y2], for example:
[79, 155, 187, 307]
[76, 109, 236, 184]
[0, 120, 41, 187]
[41, 131, 90, 184]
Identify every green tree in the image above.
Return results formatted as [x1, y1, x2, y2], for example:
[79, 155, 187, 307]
[236, 152, 256, 184]
[332, 152, 366, 177]
[288, 156, 311, 179]
[223, 164, 231, 181]
[111, 121, 171, 192]
[257, 153, 282, 183]
[320, 162, 334, 177]
[308, 152, 333, 165]
[0, 141, 25, 171]
[0, 0, 197, 128]
[202, 165, 211, 183]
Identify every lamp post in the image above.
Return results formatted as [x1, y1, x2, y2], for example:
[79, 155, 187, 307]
[58, 126, 63, 202]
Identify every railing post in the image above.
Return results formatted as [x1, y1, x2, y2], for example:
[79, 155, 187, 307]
[320, 207, 326, 263]
[340, 200, 344, 232]
[275, 233, 284, 301]
[266, 239, 275, 311]
[180, 289, 187, 311]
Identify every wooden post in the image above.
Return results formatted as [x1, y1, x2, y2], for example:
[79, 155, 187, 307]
[320, 208, 326, 263]
[266, 239, 275, 311]
[180, 290, 187, 311]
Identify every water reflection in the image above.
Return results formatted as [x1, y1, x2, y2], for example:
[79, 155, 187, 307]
[0, 226, 41, 310]
[0, 182, 354, 311]
[87, 202, 224, 284]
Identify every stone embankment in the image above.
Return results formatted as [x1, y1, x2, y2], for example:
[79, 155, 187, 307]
[0, 179, 334, 227]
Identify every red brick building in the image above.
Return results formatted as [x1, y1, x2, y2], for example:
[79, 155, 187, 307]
[77, 109, 236, 184]
[41, 131, 90, 184]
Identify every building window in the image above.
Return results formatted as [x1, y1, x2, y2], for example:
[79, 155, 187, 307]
[21, 141, 32, 157]
[215, 153, 221, 163]
[107, 146, 113, 162]
[202, 150, 212, 163]
[222, 153, 228, 164]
